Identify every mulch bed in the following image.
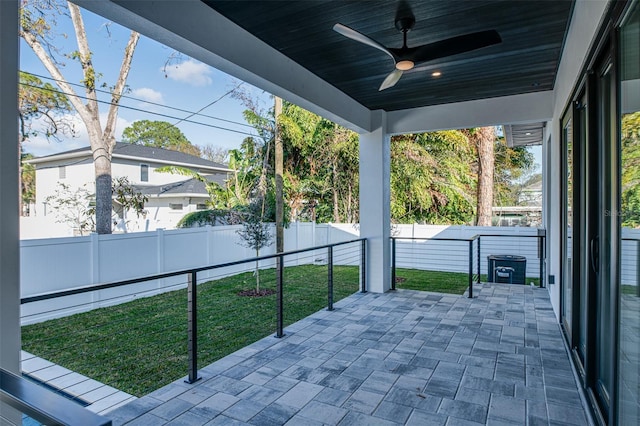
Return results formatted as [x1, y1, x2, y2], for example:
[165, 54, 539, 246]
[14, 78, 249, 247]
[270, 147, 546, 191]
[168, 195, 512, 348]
[237, 288, 277, 297]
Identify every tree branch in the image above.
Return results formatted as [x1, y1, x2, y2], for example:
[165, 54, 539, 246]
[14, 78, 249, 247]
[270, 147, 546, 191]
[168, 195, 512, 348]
[104, 30, 140, 151]
[20, 29, 94, 133]
[68, 2, 99, 121]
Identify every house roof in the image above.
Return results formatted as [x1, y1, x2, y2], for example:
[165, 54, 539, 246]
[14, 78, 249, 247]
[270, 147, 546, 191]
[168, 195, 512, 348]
[28, 142, 232, 172]
[136, 174, 226, 198]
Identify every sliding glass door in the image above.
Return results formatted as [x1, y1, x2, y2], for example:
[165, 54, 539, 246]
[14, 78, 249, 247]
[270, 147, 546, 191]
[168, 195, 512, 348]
[618, 3, 640, 424]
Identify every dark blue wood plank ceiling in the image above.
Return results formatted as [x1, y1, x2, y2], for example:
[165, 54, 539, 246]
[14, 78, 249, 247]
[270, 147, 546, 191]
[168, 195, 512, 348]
[203, 1, 575, 111]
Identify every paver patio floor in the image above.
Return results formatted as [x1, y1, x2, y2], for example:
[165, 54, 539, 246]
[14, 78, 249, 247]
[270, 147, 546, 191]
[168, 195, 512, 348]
[106, 283, 592, 425]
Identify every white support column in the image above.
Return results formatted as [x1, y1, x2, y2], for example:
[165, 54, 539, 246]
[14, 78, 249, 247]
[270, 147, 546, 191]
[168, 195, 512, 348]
[1, 3, 22, 424]
[359, 111, 391, 293]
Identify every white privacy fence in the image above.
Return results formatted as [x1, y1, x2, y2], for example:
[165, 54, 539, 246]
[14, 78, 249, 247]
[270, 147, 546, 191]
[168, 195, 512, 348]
[392, 225, 544, 278]
[20, 223, 358, 324]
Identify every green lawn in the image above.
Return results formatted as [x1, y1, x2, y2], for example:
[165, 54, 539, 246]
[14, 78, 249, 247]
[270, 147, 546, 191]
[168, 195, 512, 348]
[21, 266, 474, 396]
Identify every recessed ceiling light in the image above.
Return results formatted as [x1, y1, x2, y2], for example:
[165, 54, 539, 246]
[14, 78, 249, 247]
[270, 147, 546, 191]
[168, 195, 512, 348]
[432, 71, 442, 77]
[525, 132, 532, 136]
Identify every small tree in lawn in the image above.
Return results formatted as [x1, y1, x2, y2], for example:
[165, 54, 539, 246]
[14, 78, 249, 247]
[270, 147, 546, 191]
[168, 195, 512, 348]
[45, 182, 95, 235]
[236, 200, 273, 295]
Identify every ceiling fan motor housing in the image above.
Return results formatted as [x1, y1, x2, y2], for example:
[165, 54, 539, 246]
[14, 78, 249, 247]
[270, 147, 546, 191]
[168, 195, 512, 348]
[395, 16, 415, 32]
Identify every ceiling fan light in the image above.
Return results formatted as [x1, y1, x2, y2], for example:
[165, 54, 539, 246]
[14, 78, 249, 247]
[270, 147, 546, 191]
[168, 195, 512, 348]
[396, 60, 414, 71]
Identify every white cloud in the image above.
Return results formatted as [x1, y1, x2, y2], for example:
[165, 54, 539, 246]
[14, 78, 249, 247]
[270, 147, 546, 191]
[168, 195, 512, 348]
[22, 112, 132, 157]
[131, 87, 165, 104]
[163, 59, 213, 86]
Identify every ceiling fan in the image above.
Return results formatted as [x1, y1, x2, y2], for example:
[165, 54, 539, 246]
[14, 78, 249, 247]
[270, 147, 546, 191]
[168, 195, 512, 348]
[333, 2, 502, 91]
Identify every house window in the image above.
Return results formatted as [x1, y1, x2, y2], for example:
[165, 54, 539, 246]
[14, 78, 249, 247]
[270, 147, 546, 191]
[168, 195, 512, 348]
[58, 165, 66, 179]
[140, 164, 149, 182]
[169, 203, 183, 210]
[196, 203, 207, 210]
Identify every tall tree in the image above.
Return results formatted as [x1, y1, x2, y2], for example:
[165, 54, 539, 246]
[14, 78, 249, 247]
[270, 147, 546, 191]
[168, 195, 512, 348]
[20, 0, 140, 233]
[468, 127, 496, 226]
[199, 145, 229, 164]
[390, 131, 475, 224]
[122, 120, 201, 156]
[493, 140, 535, 206]
[18, 71, 73, 143]
[21, 154, 36, 215]
[18, 71, 73, 215]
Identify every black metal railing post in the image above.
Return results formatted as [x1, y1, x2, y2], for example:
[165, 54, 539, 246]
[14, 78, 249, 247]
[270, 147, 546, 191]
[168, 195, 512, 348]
[537, 231, 546, 288]
[186, 271, 200, 384]
[468, 240, 473, 299]
[637, 241, 640, 297]
[476, 236, 481, 284]
[391, 238, 396, 290]
[360, 239, 367, 293]
[327, 246, 334, 311]
[276, 254, 284, 338]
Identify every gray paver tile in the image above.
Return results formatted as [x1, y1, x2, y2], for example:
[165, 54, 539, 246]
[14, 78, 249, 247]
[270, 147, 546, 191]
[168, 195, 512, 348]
[406, 409, 448, 426]
[373, 400, 413, 423]
[424, 376, 460, 399]
[342, 388, 385, 414]
[314, 387, 351, 406]
[165, 411, 209, 426]
[487, 394, 525, 423]
[338, 411, 398, 425]
[455, 387, 490, 406]
[203, 414, 250, 425]
[125, 412, 167, 426]
[237, 385, 282, 405]
[438, 398, 488, 423]
[547, 402, 588, 425]
[223, 399, 266, 422]
[250, 402, 297, 425]
[149, 398, 194, 421]
[298, 400, 349, 424]
[276, 381, 323, 409]
[194, 392, 239, 415]
[284, 414, 325, 426]
[95, 287, 589, 426]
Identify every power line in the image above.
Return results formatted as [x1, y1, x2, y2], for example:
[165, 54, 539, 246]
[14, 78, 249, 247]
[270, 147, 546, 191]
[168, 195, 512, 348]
[173, 81, 244, 127]
[19, 81, 257, 137]
[20, 70, 256, 129]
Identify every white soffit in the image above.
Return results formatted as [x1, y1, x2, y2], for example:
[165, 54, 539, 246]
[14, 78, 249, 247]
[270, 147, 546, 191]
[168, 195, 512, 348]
[386, 91, 554, 135]
[504, 122, 546, 147]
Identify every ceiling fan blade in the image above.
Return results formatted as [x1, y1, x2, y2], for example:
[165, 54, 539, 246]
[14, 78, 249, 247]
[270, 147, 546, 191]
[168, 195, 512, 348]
[379, 69, 403, 91]
[410, 30, 502, 63]
[333, 23, 395, 62]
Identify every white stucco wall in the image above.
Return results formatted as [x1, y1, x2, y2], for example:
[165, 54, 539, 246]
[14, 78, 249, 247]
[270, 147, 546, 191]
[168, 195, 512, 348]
[30, 153, 225, 236]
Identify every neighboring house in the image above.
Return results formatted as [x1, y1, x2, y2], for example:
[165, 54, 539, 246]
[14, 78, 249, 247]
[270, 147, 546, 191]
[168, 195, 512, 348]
[518, 179, 543, 206]
[26, 142, 231, 234]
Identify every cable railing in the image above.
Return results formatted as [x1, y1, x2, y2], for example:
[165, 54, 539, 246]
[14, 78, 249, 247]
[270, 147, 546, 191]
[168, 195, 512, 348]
[391, 230, 546, 298]
[622, 237, 640, 297]
[20, 238, 366, 398]
[391, 235, 481, 298]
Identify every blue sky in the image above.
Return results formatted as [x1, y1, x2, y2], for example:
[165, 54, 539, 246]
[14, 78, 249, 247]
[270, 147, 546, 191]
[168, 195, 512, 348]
[20, 4, 541, 171]
[20, 5, 272, 157]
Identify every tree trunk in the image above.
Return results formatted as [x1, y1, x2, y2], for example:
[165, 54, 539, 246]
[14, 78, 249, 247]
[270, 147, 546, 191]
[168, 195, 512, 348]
[474, 127, 495, 226]
[254, 251, 260, 293]
[93, 148, 112, 234]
